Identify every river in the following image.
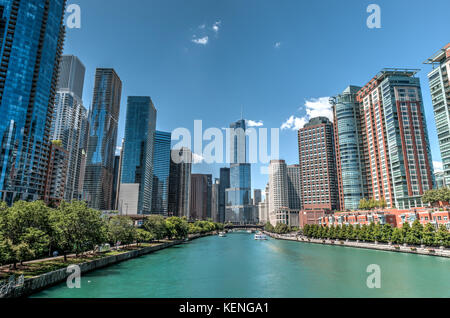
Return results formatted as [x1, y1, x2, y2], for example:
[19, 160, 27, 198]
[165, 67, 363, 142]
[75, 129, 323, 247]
[32, 232, 450, 298]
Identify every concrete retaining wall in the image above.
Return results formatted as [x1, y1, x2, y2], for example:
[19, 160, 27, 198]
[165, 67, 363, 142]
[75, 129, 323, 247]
[2, 233, 210, 298]
[265, 232, 450, 258]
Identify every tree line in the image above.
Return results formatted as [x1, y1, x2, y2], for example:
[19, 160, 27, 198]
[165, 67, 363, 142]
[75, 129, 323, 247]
[303, 221, 450, 247]
[264, 222, 299, 234]
[0, 200, 223, 268]
[358, 198, 387, 210]
[422, 188, 450, 205]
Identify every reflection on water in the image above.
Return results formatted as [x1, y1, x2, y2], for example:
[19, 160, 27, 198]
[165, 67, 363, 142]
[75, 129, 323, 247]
[33, 233, 450, 298]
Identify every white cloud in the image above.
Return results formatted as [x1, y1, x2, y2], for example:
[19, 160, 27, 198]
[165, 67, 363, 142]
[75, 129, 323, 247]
[212, 21, 221, 33]
[199, 24, 206, 29]
[434, 161, 443, 173]
[247, 120, 264, 127]
[281, 97, 332, 131]
[115, 146, 122, 156]
[192, 36, 209, 45]
[192, 153, 205, 164]
[274, 42, 281, 48]
[281, 116, 308, 130]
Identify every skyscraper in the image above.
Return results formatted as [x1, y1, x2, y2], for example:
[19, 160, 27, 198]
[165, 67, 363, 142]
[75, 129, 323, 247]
[152, 131, 171, 215]
[331, 85, 369, 211]
[286, 165, 302, 210]
[253, 189, 262, 206]
[43, 140, 68, 206]
[84, 69, 122, 210]
[211, 179, 220, 222]
[51, 55, 88, 202]
[168, 148, 192, 218]
[425, 44, 450, 187]
[356, 69, 434, 209]
[119, 96, 156, 214]
[298, 117, 339, 212]
[218, 167, 230, 223]
[190, 174, 212, 221]
[225, 119, 254, 224]
[0, 0, 66, 204]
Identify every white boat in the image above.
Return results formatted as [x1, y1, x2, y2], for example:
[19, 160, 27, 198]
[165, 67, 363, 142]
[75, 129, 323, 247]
[247, 230, 253, 234]
[254, 233, 268, 240]
[219, 232, 227, 237]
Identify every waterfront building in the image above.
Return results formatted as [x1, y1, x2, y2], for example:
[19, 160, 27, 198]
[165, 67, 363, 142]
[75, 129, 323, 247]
[152, 131, 171, 215]
[318, 208, 450, 230]
[425, 44, 450, 187]
[286, 165, 302, 210]
[218, 167, 230, 223]
[253, 189, 262, 206]
[435, 171, 446, 189]
[331, 86, 370, 211]
[168, 148, 192, 218]
[211, 179, 220, 222]
[258, 201, 268, 224]
[119, 96, 156, 214]
[190, 174, 212, 220]
[51, 55, 88, 202]
[0, 0, 66, 204]
[298, 117, 339, 213]
[356, 69, 434, 209]
[225, 119, 254, 224]
[84, 69, 122, 210]
[43, 141, 68, 206]
[111, 155, 121, 211]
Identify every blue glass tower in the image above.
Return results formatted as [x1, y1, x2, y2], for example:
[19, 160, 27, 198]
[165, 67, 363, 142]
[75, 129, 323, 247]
[120, 96, 156, 213]
[84, 69, 122, 210]
[225, 119, 254, 224]
[152, 131, 171, 215]
[0, 0, 66, 204]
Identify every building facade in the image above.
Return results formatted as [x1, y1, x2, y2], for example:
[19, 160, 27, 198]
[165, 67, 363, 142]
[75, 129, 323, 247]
[51, 55, 88, 202]
[298, 117, 339, 213]
[425, 44, 450, 187]
[0, 0, 66, 204]
[152, 131, 171, 215]
[190, 174, 212, 221]
[119, 96, 156, 214]
[168, 148, 192, 218]
[332, 86, 370, 211]
[356, 69, 434, 209]
[43, 141, 68, 205]
[218, 167, 230, 223]
[287, 165, 302, 210]
[211, 179, 220, 222]
[83, 69, 122, 210]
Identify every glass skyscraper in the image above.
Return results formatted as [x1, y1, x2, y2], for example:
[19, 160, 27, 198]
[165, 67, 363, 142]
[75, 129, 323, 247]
[225, 119, 254, 224]
[51, 55, 88, 202]
[331, 86, 369, 211]
[120, 96, 156, 214]
[152, 131, 171, 215]
[0, 0, 66, 204]
[84, 69, 122, 210]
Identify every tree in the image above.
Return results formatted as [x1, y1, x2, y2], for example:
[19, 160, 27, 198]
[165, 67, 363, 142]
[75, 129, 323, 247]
[391, 228, 403, 244]
[143, 215, 168, 241]
[435, 225, 450, 247]
[52, 201, 107, 261]
[14, 243, 35, 266]
[372, 223, 382, 242]
[405, 220, 423, 246]
[136, 229, 154, 246]
[0, 234, 14, 266]
[108, 216, 137, 247]
[274, 223, 289, 234]
[165, 217, 189, 240]
[422, 223, 436, 247]
[380, 224, 393, 243]
[265, 222, 275, 233]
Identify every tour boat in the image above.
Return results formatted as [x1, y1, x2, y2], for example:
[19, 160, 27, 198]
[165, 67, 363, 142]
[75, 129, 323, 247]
[219, 232, 227, 237]
[254, 233, 268, 240]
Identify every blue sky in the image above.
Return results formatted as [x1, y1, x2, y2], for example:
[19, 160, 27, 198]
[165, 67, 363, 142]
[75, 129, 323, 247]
[64, 0, 450, 192]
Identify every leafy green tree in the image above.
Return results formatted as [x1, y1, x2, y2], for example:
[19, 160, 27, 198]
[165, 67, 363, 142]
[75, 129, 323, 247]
[20, 228, 50, 258]
[380, 224, 393, 243]
[136, 229, 154, 246]
[143, 215, 168, 241]
[0, 234, 14, 266]
[360, 224, 369, 241]
[274, 223, 290, 234]
[265, 222, 275, 233]
[405, 220, 423, 245]
[373, 223, 382, 242]
[391, 228, 403, 244]
[435, 225, 450, 247]
[108, 216, 137, 246]
[165, 217, 189, 240]
[52, 201, 107, 261]
[14, 243, 34, 265]
[422, 223, 436, 247]
[354, 224, 362, 240]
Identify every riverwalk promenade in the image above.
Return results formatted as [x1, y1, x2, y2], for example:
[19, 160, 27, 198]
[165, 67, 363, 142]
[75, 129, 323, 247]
[265, 232, 450, 258]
